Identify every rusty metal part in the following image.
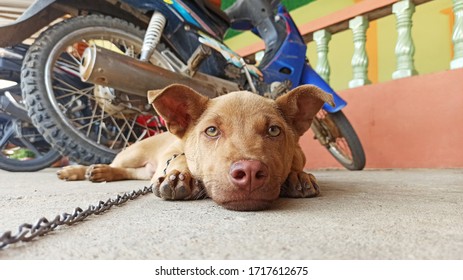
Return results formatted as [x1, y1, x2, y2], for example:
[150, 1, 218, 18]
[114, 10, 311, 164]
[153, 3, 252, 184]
[311, 113, 342, 146]
[0, 185, 152, 249]
[80, 46, 240, 99]
[186, 44, 211, 76]
[92, 85, 145, 118]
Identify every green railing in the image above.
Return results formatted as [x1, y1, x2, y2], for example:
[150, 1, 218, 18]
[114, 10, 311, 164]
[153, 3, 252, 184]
[306, 0, 463, 88]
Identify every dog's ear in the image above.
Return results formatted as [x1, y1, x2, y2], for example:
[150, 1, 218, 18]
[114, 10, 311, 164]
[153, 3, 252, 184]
[276, 85, 334, 136]
[147, 84, 209, 138]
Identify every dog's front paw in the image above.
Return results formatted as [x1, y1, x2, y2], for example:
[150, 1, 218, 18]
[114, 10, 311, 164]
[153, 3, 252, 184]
[85, 164, 114, 182]
[280, 171, 320, 198]
[153, 169, 205, 200]
[57, 165, 87, 181]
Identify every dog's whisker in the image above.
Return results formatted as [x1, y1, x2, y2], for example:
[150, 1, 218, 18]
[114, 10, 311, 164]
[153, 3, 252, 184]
[192, 188, 208, 200]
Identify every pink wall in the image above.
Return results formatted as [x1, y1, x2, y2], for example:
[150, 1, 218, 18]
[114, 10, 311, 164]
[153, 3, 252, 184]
[301, 68, 463, 169]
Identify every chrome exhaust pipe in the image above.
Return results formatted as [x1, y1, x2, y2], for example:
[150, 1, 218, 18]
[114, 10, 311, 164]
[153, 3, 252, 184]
[80, 46, 240, 99]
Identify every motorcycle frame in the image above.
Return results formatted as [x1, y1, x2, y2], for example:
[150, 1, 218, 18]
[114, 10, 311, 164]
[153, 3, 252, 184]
[0, 45, 30, 122]
[122, 1, 348, 112]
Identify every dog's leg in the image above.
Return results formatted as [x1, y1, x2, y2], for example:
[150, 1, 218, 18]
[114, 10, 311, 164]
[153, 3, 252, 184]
[58, 164, 152, 182]
[83, 136, 163, 182]
[85, 164, 153, 182]
[58, 142, 157, 182]
[152, 154, 206, 200]
[279, 145, 320, 198]
[57, 165, 88, 181]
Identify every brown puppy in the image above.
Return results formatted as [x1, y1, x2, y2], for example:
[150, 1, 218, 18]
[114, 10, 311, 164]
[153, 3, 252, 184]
[58, 84, 333, 211]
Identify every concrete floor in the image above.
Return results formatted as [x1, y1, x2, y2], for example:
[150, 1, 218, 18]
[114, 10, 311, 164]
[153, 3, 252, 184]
[0, 168, 462, 259]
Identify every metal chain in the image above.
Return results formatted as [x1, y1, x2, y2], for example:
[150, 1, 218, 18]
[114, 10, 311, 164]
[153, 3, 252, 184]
[0, 185, 153, 249]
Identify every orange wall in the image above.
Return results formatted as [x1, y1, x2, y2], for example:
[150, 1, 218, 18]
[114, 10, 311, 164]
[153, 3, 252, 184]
[301, 68, 463, 169]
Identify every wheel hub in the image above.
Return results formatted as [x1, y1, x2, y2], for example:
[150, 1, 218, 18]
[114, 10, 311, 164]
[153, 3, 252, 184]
[93, 86, 137, 118]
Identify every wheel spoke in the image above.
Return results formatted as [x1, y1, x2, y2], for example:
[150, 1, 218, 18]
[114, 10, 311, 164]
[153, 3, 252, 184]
[122, 117, 137, 147]
[18, 137, 42, 156]
[77, 108, 114, 131]
[108, 114, 130, 147]
[119, 113, 138, 141]
[135, 117, 150, 140]
[336, 137, 353, 159]
[52, 75, 85, 93]
[97, 103, 106, 144]
[53, 85, 94, 97]
[56, 57, 80, 74]
[85, 102, 100, 137]
[65, 48, 83, 66]
[109, 121, 128, 149]
[60, 90, 95, 111]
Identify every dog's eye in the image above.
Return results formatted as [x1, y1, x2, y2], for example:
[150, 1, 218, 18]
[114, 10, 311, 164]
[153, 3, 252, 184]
[205, 126, 220, 137]
[268, 125, 281, 137]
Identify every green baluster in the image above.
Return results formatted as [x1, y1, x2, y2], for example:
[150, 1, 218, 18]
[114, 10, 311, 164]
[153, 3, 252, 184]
[451, 0, 463, 69]
[349, 16, 371, 88]
[314, 29, 332, 83]
[392, 0, 418, 79]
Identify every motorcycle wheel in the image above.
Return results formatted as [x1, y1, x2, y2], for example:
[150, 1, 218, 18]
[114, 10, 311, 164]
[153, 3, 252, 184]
[21, 15, 171, 165]
[311, 110, 366, 170]
[0, 115, 61, 172]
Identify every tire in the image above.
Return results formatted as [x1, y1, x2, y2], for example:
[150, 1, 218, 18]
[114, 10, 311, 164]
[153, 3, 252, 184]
[0, 115, 61, 172]
[311, 110, 366, 170]
[21, 15, 170, 165]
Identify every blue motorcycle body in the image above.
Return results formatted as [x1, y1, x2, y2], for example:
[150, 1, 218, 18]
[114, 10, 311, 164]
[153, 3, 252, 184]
[121, 0, 347, 112]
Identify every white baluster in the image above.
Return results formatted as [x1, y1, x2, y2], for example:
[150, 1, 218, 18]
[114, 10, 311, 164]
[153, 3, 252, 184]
[314, 29, 332, 82]
[349, 16, 371, 88]
[392, 0, 418, 79]
[451, 0, 463, 69]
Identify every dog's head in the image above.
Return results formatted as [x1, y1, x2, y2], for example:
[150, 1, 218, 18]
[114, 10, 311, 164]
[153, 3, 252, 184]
[148, 84, 333, 211]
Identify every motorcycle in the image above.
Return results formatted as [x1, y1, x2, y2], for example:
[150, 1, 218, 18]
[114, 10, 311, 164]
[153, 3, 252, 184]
[0, 44, 62, 172]
[0, 0, 365, 170]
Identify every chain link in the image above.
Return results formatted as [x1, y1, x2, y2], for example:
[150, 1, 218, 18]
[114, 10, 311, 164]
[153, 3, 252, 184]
[0, 185, 153, 249]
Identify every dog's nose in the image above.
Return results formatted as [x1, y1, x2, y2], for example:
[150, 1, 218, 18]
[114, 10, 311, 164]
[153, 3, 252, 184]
[229, 160, 269, 191]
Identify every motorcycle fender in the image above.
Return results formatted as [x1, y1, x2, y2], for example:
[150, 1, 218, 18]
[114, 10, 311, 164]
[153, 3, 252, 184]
[301, 64, 347, 113]
[0, 0, 150, 48]
[0, 0, 63, 47]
